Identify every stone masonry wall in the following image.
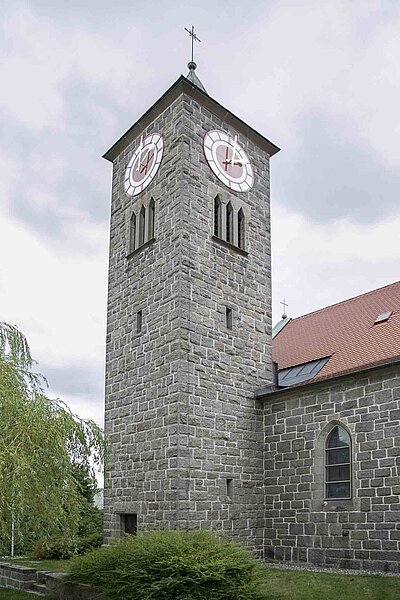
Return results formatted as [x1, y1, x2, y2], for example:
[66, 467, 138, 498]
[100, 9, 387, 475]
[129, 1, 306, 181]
[175, 95, 272, 548]
[263, 364, 400, 572]
[104, 95, 187, 541]
[104, 89, 273, 550]
[0, 562, 37, 591]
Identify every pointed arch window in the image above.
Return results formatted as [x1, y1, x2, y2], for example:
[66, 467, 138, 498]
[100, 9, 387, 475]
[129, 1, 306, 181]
[138, 205, 146, 247]
[325, 425, 351, 499]
[148, 198, 155, 240]
[214, 195, 222, 238]
[226, 201, 233, 245]
[237, 208, 245, 250]
[129, 212, 136, 253]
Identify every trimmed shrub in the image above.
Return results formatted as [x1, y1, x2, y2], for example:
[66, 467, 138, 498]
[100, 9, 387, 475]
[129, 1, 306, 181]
[66, 529, 260, 600]
[32, 531, 103, 560]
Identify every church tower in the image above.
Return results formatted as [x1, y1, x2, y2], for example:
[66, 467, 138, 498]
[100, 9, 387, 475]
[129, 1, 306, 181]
[103, 59, 280, 550]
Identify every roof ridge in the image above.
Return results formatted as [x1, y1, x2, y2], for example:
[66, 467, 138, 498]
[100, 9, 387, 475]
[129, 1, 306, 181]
[290, 280, 400, 323]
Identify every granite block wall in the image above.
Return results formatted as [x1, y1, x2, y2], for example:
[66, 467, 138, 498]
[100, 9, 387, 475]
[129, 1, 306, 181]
[0, 563, 36, 591]
[263, 364, 400, 572]
[104, 89, 273, 550]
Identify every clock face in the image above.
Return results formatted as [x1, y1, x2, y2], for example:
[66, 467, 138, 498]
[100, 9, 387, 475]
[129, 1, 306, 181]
[203, 130, 254, 192]
[124, 133, 164, 197]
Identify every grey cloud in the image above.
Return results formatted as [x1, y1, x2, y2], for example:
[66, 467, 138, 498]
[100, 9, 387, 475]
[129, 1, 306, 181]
[273, 112, 400, 224]
[41, 362, 104, 403]
[3, 82, 119, 242]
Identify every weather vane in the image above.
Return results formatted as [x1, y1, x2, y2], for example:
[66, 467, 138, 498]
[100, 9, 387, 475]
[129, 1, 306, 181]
[280, 299, 288, 319]
[184, 25, 201, 63]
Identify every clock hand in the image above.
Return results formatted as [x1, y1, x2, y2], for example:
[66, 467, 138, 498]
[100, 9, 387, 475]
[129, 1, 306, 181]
[140, 149, 152, 174]
[136, 136, 144, 172]
[230, 135, 237, 166]
[227, 136, 249, 167]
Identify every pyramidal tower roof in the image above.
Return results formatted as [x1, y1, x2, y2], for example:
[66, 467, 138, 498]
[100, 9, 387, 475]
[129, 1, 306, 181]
[186, 60, 207, 94]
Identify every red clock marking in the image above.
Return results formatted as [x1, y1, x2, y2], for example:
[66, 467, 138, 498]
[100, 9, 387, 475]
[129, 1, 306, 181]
[139, 150, 154, 175]
[217, 145, 243, 179]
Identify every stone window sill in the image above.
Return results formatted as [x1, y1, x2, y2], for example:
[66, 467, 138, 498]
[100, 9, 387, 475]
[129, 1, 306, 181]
[212, 235, 248, 257]
[126, 237, 155, 259]
[312, 498, 359, 511]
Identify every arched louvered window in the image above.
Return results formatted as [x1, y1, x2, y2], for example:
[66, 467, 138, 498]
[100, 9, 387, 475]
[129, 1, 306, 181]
[214, 195, 221, 238]
[148, 198, 155, 240]
[138, 205, 146, 247]
[325, 425, 351, 499]
[129, 212, 137, 253]
[237, 208, 245, 250]
[226, 201, 233, 244]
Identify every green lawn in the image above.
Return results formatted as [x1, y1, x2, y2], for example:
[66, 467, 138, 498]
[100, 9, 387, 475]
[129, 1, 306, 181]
[0, 590, 39, 599]
[254, 568, 400, 600]
[3, 557, 71, 572]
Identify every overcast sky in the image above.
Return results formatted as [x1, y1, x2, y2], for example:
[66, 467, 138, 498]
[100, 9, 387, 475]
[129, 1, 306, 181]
[1, 1, 399, 438]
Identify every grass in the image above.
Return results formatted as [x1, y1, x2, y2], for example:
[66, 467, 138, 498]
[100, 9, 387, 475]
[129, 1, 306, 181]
[0, 590, 40, 599]
[2, 556, 71, 572]
[254, 567, 400, 600]
[1, 557, 400, 599]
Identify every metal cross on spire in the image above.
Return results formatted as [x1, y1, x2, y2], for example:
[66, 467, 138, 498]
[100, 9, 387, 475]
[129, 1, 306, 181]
[280, 299, 288, 319]
[184, 25, 201, 63]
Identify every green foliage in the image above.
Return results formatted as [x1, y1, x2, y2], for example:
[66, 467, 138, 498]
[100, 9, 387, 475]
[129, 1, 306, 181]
[32, 535, 79, 560]
[32, 532, 103, 560]
[72, 463, 98, 504]
[0, 321, 104, 555]
[77, 504, 104, 537]
[72, 463, 104, 537]
[66, 529, 259, 600]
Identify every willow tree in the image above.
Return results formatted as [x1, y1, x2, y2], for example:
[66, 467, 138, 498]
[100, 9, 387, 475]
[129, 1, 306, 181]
[0, 322, 104, 556]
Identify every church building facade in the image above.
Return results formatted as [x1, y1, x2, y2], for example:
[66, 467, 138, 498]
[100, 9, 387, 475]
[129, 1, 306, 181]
[260, 281, 400, 572]
[103, 66, 400, 572]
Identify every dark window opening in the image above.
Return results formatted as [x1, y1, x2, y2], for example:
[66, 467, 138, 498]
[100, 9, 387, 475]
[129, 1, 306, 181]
[225, 307, 233, 330]
[123, 513, 137, 535]
[138, 205, 146, 247]
[130, 212, 136, 252]
[237, 208, 245, 250]
[325, 425, 351, 499]
[136, 310, 143, 333]
[226, 202, 233, 244]
[148, 198, 155, 240]
[214, 195, 221, 237]
[226, 478, 233, 499]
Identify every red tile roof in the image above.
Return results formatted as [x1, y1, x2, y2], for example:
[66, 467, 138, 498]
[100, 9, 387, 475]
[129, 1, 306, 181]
[273, 281, 400, 383]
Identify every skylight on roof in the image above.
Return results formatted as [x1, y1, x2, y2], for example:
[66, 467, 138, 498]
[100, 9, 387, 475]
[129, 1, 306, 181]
[278, 357, 330, 387]
[374, 311, 392, 324]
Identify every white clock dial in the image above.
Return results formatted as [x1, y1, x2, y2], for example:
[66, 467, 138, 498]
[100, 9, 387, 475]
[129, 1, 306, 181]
[203, 130, 254, 192]
[124, 133, 164, 197]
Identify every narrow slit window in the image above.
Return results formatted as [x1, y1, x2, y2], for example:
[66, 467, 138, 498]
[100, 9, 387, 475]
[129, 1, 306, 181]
[226, 202, 233, 244]
[325, 425, 351, 499]
[214, 195, 221, 238]
[148, 198, 155, 240]
[138, 205, 146, 247]
[237, 208, 245, 249]
[123, 513, 137, 535]
[129, 212, 136, 253]
[225, 307, 233, 330]
[136, 310, 143, 333]
[226, 478, 233, 499]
